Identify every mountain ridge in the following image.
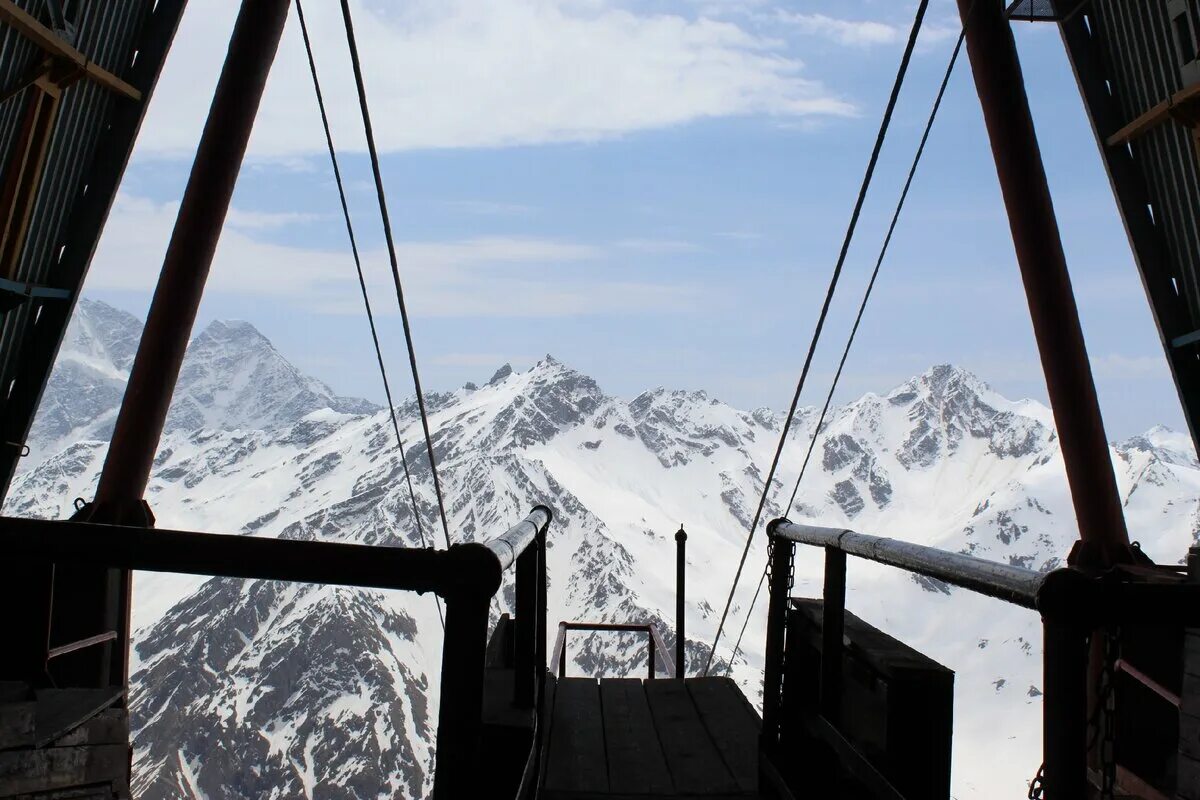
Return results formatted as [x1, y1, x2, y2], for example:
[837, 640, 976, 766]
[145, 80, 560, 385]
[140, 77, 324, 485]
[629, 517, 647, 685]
[6, 298, 1199, 799]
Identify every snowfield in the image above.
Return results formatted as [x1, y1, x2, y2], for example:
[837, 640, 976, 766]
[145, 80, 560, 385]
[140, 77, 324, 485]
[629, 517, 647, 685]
[7, 299, 1198, 799]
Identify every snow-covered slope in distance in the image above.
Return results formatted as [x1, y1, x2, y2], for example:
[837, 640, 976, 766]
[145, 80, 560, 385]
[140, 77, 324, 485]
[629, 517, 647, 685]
[7, 299, 1199, 799]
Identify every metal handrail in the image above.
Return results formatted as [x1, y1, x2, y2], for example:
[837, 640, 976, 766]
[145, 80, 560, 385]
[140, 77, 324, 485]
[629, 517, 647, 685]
[3, 505, 554, 800]
[549, 621, 676, 679]
[483, 505, 551, 571]
[769, 519, 1046, 609]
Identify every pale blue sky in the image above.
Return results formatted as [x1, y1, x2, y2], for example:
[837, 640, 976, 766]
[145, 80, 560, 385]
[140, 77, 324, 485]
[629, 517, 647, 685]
[83, 0, 1186, 440]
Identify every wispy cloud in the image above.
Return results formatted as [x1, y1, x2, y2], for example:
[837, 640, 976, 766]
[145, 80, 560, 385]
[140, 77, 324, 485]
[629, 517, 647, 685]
[136, 0, 856, 160]
[442, 200, 537, 217]
[88, 194, 705, 318]
[615, 238, 703, 254]
[775, 11, 960, 48]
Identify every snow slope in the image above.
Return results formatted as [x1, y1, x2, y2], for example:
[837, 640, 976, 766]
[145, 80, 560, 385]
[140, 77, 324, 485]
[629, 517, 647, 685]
[7, 300, 1199, 799]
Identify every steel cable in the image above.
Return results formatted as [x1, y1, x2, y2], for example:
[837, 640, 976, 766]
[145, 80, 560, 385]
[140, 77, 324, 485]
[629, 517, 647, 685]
[725, 21, 969, 673]
[702, 0, 930, 676]
[296, 0, 443, 627]
[338, 0, 453, 550]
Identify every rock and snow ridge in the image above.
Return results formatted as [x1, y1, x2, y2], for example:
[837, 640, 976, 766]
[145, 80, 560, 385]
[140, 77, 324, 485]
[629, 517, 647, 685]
[6, 299, 1200, 799]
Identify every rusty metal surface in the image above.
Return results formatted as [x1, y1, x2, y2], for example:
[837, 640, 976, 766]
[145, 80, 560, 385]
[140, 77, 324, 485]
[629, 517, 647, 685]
[958, 0, 1131, 564]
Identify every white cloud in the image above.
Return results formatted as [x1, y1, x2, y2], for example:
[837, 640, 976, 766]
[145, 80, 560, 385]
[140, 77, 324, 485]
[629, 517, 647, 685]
[778, 12, 900, 46]
[775, 11, 960, 49]
[615, 238, 703, 253]
[87, 194, 704, 318]
[133, 0, 854, 160]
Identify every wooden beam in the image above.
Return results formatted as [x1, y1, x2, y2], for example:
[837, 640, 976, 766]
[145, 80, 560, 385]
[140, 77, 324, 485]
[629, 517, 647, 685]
[0, 0, 141, 101]
[1107, 81, 1200, 147]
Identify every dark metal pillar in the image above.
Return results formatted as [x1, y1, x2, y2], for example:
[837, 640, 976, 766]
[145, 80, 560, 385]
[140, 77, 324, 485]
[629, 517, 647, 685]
[955, 0, 1130, 566]
[94, 0, 291, 512]
[820, 547, 846, 723]
[675, 524, 686, 678]
[1043, 619, 1089, 800]
[760, 524, 794, 755]
[56, 0, 291, 689]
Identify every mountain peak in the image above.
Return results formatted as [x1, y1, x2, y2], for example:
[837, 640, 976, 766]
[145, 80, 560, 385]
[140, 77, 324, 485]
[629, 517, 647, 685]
[487, 364, 513, 385]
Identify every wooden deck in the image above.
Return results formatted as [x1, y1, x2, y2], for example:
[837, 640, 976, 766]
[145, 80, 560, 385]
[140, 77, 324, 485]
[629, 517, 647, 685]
[539, 676, 764, 799]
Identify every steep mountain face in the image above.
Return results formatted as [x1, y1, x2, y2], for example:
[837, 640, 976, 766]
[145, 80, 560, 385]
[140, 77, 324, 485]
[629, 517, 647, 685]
[24, 300, 378, 456]
[7, 300, 1200, 800]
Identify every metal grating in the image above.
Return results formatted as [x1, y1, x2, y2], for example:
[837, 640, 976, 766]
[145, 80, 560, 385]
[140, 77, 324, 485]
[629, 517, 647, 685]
[1059, 1, 1200, 452]
[0, 1, 186, 499]
[1006, 0, 1090, 22]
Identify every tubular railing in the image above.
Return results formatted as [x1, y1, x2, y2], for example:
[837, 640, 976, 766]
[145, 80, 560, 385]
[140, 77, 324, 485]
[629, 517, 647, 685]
[2, 504, 553, 800]
[761, 518, 1200, 800]
[549, 621, 676, 680]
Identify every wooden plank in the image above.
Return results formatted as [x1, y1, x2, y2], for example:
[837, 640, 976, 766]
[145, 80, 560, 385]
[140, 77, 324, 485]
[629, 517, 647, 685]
[0, 744, 125, 795]
[599, 679, 673, 796]
[0, 701, 35, 749]
[34, 688, 122, 747]
[0, 0, 141, 100]
[643, 679, 739, 796]
[685, 678, 759, 793]
[543, 678, 608, 796]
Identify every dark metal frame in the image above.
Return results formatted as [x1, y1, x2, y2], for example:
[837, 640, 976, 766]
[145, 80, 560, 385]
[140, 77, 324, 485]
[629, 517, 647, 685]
[549, 621, 676, 681]
[2, 504, 552, 800]
[760, 519, 1200, 800]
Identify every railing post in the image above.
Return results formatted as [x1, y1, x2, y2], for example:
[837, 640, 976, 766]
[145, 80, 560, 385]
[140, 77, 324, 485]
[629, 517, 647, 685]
[1042, 618, 1089, 800]
[761, 521, 795, 754]
[648, 630, 656, 680]
[433, 588, 491, 799]
[820, 547, 847, 724]
[535, 524, 548, 706]
[514, 541, 537, 708]
[559, 628, 568, 678]
[675, 525, 687, 679]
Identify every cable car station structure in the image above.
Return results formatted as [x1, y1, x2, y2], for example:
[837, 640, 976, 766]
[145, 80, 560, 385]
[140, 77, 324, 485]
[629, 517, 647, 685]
[3, 0, 1200, 797]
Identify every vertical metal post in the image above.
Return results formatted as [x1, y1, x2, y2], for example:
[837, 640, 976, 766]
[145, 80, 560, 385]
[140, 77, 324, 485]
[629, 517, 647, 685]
[559, 628, 568, 678]
[675, 525, 687, 679]
[433, 591, 491, 800]
[820, 547, 847, 723]
[513, 542, 537, 708]
[761, 524, 795, 754]
[535, 526, 548, 706]
[648, 631, 656, 680]
[955, 0, 1129, 565]
[1042, 619, 1089, 800]
[93, 0, 292, 512]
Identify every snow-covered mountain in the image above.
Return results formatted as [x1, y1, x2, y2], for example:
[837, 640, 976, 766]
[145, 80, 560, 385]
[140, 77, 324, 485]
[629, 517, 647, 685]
[7, 299, 1200, 799]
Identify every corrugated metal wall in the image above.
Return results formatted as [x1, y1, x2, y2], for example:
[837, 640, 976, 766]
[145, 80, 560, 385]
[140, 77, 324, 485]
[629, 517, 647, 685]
[1060, 1, 1200, 451]
[0, 0, 183, 498]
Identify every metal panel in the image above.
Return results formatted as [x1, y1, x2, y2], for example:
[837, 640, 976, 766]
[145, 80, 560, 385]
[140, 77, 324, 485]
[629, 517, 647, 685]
[0, 0, 186, 498]
[1059, 1, 1200, 452]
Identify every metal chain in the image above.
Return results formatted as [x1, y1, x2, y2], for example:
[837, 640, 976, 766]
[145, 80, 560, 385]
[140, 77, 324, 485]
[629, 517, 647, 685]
[1098, 629, 1119, 800]
[1027, 763, 1045, 799]
[762, 536, 795, 726]
[1028, 628, 1120, 799]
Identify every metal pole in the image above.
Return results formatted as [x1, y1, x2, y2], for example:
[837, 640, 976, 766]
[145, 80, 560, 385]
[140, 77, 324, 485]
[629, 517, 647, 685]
[1042, 619, 1089, 800]
[648, 630, 656, 680]
[52, 0, 291, 690]
[955, 0, 1129, 566]
[432, 591, 490, 799]
[760, 525, 794, 754]
[820, 547, 846, 723]
[93, 0, 291, 512]
[675, 525, 687, 678]
[513, 542, 537, 708]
